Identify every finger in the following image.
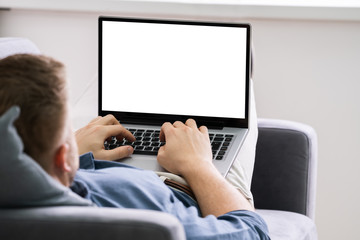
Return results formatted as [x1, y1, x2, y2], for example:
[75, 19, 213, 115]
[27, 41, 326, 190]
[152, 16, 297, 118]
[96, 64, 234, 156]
[157, 145, 169, 170]
[104, 125, 136, 142]
[173, 121, 185, 128]
[157, 145, 165, 161]
[99, 146, 134, 161]
[89, 116, 102, 124]
[185, 118, 197, 129]
[199, 125, 209, 135]
[160, 122, 173, 142]
[96, 114, 120, 126]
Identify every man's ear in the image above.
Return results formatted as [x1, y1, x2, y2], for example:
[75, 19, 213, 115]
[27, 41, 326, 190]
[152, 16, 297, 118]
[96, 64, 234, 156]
[54, 143, 71, 173]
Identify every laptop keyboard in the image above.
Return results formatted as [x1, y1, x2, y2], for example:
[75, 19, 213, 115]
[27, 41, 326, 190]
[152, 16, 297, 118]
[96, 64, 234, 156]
[209, 133, 234, 160]
[104, 128, 234, 160]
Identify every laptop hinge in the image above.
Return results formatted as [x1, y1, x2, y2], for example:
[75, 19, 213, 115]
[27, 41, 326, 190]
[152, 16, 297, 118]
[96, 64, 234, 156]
[121, 119, 224, 130]
[198, 122, 224, 130]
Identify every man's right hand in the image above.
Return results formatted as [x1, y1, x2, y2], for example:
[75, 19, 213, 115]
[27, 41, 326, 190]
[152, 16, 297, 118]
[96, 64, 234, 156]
[158, 118, 254, 217]
[157, 119, 213, 176]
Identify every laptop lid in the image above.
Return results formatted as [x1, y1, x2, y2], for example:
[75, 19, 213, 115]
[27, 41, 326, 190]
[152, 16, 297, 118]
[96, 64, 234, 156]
[99, 17, 251, 129]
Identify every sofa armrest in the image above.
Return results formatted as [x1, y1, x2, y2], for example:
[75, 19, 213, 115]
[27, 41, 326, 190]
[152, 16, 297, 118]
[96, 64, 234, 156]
[0, 206, 186, 240]
[251, 118, 318, 220]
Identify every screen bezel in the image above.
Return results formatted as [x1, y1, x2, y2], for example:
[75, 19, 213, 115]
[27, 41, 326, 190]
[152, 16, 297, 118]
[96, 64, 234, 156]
[99, 16, 251, 129]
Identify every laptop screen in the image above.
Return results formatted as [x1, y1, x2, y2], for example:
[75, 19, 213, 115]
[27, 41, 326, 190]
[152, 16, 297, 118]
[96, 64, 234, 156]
[99, 17, 251, 128]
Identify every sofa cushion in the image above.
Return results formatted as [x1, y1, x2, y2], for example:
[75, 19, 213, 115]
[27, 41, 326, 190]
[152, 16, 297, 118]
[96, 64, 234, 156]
[0, 38, 40, 59]
[0, 106, 93, 207]
[257, 209, 317, 240]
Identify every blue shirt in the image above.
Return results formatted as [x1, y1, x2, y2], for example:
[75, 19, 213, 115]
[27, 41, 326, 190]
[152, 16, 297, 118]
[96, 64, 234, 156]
[71, 152, 269, 240]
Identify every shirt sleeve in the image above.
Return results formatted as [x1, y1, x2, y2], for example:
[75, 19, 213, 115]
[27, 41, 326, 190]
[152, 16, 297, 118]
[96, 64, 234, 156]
[76, 152, 269, 240]
[78, 152, 96, 169]
[175, 207, 269, 240]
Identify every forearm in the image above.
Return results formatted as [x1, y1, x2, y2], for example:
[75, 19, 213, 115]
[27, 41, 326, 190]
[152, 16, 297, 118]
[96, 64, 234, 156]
[158, 119, 254, 217]
[183, 162, 254, 217]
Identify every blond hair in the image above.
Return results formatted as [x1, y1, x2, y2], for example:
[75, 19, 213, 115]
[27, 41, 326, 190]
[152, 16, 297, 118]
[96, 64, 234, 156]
[0, 54, 68, 168]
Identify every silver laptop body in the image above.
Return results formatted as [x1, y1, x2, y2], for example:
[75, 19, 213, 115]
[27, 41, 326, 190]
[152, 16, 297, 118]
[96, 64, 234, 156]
[99, 17, 251, 177]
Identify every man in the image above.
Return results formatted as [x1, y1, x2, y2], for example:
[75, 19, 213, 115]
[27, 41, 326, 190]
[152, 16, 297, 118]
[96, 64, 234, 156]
[0, 54, 269, 239]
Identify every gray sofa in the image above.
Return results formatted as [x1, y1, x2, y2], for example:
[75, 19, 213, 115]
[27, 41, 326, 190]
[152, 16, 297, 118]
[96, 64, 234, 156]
[0, 38, 317, 240]
[253, 119, 318, 239]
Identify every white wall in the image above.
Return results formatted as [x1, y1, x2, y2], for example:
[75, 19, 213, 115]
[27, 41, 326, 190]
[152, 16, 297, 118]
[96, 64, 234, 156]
[0, 9, 100, 127]
[251, 18, 360, 240]
[1, 8, 360, 240]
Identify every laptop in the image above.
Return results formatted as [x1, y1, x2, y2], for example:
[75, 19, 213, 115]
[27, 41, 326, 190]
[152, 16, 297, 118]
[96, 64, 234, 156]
[98, 16, 251, 177]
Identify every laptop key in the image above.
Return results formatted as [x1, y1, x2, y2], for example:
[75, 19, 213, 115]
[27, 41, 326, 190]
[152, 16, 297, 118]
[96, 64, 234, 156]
[135, 145, 145, 150]
[212, 142, 221, 150]
[151, 142, 160, 147]
[109, 144, 117, 149]
[213, 137, 224, 142]
[133, 150, 157, 155]
[218, 151, 226, 156]
[215, 156, 223, 160]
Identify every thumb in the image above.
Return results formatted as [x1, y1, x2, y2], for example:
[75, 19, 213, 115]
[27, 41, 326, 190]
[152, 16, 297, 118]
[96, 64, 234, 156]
[97, 146, 134, 161]
[156, 145, 166, 164]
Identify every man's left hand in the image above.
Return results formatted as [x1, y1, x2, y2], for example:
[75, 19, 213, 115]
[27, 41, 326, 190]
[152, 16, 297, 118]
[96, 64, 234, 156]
[75, 115, 135, 160]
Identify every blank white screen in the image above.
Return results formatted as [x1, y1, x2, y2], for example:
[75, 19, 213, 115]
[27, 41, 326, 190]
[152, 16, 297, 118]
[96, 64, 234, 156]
[102, 20, 247, 119]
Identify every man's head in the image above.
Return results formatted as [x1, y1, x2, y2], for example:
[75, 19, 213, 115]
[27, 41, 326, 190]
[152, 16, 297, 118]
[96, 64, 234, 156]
[0, 54, 78, 186]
